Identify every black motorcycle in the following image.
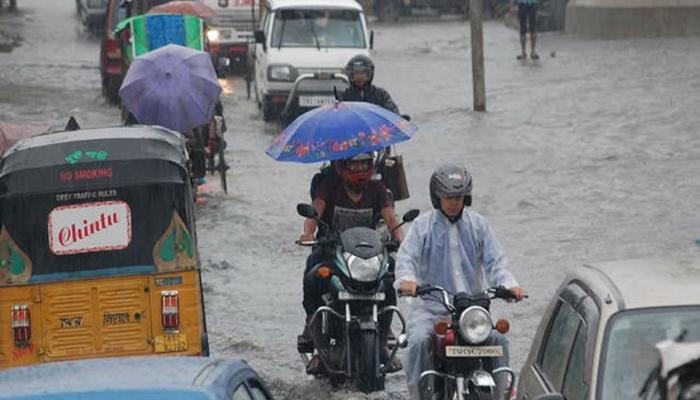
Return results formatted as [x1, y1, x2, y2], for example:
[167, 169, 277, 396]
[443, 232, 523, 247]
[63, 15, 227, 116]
[409, 285, 521, 400]
[296, 203, 419, 392]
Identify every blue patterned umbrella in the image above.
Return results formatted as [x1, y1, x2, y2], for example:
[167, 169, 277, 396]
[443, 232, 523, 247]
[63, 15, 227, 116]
[265, 102, 417, 163]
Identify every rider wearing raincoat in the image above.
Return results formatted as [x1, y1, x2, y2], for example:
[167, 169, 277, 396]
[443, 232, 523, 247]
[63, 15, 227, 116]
[395, 162, 526, 399]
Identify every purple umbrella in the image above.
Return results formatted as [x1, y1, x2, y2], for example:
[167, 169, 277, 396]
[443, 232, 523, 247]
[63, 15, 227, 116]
[119, 44, 222, 134]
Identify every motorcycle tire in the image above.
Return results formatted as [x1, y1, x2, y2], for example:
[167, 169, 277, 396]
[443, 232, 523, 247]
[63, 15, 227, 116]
[356, 330, 384, 393]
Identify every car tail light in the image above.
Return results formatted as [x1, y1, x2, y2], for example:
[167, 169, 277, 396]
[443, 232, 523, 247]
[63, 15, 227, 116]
[11, 304, 31, 347]
[105, 38, 122, 60]
[161, 291, 180, 332]
[444, 329, 455, 346]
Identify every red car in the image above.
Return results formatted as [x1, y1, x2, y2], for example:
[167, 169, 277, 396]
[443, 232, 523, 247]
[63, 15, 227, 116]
[100, 0, 128, 104]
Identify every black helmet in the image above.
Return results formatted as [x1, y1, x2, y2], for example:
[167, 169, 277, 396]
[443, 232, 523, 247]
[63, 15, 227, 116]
[429, 163, 472, 209]
[345, 54, 375, 84]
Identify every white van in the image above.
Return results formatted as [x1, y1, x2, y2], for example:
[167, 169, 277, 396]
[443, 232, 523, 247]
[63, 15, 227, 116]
[253, 0, 373, 121]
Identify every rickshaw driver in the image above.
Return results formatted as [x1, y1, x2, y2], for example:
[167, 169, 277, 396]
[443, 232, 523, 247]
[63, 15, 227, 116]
[298, 152, 405, 374]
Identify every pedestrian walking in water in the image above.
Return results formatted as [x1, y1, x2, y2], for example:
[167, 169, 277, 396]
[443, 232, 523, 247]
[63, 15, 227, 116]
[511, 0, 539, 60]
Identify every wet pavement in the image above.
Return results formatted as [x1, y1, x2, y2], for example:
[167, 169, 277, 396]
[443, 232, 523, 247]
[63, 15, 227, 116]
[2, 1, 700, 398]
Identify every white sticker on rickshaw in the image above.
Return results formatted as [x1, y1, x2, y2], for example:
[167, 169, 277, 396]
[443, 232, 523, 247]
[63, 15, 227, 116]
[48, 201, 132, 255]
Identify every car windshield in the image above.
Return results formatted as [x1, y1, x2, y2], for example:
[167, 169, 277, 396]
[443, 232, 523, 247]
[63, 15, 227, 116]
[270, 9, 365, 48]
[598, 306, 700, 400]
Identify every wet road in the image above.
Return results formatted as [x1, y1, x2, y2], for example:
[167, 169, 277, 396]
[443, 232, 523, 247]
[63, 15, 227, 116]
[2, 1, 700, 398]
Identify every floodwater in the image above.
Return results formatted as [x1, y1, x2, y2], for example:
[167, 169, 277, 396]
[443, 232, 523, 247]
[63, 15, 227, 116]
[1, 1, 699, 398]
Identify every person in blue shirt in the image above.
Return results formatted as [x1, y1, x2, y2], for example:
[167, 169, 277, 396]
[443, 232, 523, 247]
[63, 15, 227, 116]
[395, 162, 526, 399]
[511, 0, 539, 60]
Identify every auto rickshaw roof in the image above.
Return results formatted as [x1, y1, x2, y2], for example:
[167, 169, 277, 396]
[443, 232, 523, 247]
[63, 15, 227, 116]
[0, 125, 189, 178]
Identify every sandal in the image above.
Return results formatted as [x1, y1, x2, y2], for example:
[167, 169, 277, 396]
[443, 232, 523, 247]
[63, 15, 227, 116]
[531, 52, 540, 60]
[306, 355, 323, 375]
[383, 356, 403, 373]
[516, 53, 527, 60]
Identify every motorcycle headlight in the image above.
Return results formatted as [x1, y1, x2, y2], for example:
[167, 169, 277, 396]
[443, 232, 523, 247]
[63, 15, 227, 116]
[207, 29, 221, 42]
[268, 65, 295, 82]
[343, 251, 382, 282]
[458, 306, 493, 344]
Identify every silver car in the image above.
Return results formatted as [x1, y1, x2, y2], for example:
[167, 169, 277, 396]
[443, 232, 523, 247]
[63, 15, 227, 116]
[517, 258, 700, 400]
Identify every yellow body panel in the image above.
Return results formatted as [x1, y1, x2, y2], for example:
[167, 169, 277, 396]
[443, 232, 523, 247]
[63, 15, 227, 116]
[0, 270, 204, 370]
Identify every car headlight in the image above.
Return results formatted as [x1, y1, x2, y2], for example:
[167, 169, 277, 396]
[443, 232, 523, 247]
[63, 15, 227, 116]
[268, 65, 295, 82]
[343, 251, 382, 282]
[458, 306, 493, 344]
[207, 29, 221, 42]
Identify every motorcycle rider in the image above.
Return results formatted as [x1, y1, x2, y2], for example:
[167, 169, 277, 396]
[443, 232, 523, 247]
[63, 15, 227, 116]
[395, 162, 526, 399]
[298, 151, 405, 374]
[339, 54, 400, 114]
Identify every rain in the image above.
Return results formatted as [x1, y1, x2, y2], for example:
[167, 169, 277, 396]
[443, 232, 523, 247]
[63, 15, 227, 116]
[1, 0, 699, 399]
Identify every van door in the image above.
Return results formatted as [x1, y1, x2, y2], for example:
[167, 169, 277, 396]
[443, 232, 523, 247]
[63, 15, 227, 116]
[40, 277, 152, 361]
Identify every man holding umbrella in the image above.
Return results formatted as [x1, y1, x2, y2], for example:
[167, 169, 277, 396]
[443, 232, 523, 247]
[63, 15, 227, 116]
[298, 150, 405, 374]
[265, 101, 418, 375]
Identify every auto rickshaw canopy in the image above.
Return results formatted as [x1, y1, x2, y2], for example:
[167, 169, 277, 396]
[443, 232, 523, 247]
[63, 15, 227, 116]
[113, 13, 205, 61]
[0, 126, 198, 285]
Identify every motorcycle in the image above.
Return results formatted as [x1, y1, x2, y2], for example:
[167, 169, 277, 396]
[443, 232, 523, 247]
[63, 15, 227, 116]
[640, 333, 700, 400]
[406, 285, 522, 400]
[295, 203, 419, 392]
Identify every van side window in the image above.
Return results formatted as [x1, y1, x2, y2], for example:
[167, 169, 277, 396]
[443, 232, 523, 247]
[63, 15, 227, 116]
[538, 300, 581, 390]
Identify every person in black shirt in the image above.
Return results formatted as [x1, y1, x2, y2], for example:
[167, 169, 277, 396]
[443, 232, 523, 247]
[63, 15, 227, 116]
[298, 152, 404, 374]
[339, 54, 399, 114]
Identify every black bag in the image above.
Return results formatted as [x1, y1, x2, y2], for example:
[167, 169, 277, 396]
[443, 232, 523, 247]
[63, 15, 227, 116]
[382, 155, 410, 201]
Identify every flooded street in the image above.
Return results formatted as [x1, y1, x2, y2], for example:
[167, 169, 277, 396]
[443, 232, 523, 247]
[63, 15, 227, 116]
[2, 0, 700, 398]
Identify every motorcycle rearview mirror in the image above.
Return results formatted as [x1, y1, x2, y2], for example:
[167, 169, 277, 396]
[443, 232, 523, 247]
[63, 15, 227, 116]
[296, 203, 318, 219]
[390, 209, 420, 235]
[403, 209, 419, 223]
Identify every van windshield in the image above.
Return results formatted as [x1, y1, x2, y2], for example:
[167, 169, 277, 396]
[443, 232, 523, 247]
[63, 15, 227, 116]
[270, 9, 365, 48]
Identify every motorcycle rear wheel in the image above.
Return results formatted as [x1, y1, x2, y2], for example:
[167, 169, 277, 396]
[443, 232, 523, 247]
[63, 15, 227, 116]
[356, 330, 385, 393]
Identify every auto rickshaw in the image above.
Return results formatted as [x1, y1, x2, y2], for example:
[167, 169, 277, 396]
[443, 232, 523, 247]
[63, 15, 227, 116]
[0, 125, 208, 370]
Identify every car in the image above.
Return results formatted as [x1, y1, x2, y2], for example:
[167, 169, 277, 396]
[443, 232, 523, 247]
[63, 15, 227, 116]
[517, 258, 700, 400]
[252, 0, 373, 121]
[0, 356, 275, 399]
[100, 0, 129, 104]
[77, 0, 109, 33]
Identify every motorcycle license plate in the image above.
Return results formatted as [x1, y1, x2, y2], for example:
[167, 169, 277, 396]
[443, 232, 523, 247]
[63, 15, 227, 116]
[445, 345, 503, 358]
[299, 96, 334, 107]
[337, 292, 385, 301]
[154, 333, 188, 353]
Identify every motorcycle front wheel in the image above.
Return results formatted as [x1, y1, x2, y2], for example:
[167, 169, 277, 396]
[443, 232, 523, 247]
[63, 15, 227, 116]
[356, 330, 385, 393]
